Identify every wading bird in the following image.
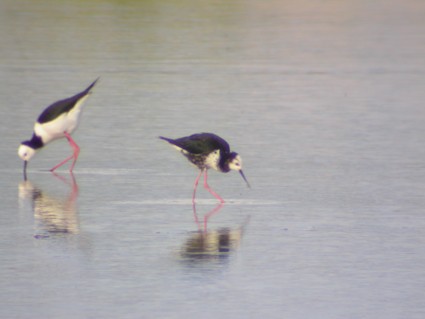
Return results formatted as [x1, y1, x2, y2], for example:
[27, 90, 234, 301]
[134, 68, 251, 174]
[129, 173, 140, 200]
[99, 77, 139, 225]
[160, 132, 250, 203]
[18, 79, 98, 177]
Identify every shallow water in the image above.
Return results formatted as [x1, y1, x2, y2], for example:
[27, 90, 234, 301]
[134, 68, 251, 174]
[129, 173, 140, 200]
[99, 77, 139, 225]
[1, 0, 425, 318]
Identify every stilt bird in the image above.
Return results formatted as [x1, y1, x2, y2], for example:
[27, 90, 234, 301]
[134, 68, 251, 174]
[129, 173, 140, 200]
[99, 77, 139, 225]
[18, 79, 98, 176]
[160, 132, 250, 203]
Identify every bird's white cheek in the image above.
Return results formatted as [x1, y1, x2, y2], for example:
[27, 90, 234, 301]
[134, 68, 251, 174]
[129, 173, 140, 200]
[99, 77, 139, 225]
[18, 146, 35, 161]
[229, 161, 243, 171]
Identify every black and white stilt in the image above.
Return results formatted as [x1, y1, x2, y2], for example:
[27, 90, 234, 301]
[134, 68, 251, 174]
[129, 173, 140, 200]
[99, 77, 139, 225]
[18, 79, 98, 176]
[160, 132, 250, 203]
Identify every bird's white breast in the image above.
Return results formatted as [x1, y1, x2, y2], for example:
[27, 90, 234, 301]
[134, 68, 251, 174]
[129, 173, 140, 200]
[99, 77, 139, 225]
[205, 149, 220, 171]
[34, 95, 88, 144]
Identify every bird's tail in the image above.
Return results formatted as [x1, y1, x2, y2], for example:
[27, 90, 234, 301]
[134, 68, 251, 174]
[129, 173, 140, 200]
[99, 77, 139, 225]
[159, 136, 173, 143]
[85, 77, 100, 94]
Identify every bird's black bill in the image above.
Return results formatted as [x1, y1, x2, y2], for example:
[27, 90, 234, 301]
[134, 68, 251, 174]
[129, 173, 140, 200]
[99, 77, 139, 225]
[239, 170, 251, 188]
[23, 161, 28, 181]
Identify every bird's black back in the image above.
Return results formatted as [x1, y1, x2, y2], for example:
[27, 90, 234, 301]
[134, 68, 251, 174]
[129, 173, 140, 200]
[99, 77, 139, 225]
[37, 78, 98, 124]
[160, 133, 230, 155]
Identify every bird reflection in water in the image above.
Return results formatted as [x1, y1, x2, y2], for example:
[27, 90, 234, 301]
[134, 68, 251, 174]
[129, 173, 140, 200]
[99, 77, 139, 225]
[19, 173, 79, 238]
[180, 203, 249, 263]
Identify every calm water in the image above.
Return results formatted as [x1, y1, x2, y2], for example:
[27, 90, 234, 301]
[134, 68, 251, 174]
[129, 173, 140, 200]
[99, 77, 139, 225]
[1, 0, 425, 318]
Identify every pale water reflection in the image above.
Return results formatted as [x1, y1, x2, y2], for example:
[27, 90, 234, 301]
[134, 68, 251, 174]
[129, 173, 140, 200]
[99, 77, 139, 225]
[180, 203, 249, 264]
[19, 173, 79, 238]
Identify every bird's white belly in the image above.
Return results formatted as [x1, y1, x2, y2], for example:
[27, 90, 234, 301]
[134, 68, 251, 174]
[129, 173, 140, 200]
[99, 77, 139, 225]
[34, 109, 82, 144]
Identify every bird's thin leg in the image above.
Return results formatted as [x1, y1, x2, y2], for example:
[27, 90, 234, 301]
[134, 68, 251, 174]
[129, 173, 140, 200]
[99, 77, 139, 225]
[50, 132, 80, 172]
[66, 132, 80, 172]
[192, 170, 203, 203]
[50, 155, 73, 172]
[203, 170, 225, 203]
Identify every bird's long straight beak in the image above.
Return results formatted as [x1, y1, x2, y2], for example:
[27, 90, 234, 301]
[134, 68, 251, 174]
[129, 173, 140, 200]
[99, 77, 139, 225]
[239, 170, 251, 188]
[23, 161, 28, 181]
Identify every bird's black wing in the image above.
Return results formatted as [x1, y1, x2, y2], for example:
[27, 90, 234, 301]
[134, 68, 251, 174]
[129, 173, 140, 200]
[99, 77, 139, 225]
[160, 133, 230, 154]
[37, 78, 98, 124]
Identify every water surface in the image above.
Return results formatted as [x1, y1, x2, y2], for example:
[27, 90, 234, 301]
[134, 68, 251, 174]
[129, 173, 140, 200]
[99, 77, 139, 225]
[1, 0, 425, 318]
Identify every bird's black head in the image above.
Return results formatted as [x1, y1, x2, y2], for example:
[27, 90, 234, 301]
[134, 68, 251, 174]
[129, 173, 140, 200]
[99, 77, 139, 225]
[223, 152, 250, 188]
[223, 152, 241, 172]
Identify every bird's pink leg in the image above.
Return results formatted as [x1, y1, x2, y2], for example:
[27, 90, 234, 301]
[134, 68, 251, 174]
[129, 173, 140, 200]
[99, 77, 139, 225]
[203, 170, 225, 203]
[50, 155, 73, 172]
[50, 132, 80, 172]
[67, 133, 80, 172]
[192, 170, 203, 203]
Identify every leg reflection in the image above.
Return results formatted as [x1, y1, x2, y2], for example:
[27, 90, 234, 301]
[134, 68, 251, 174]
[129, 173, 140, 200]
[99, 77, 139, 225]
[19, 172, 80, 237]
[51, 171, 79, 201]
[181, 204, 248, 264]
[192, 201, 224, 232]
